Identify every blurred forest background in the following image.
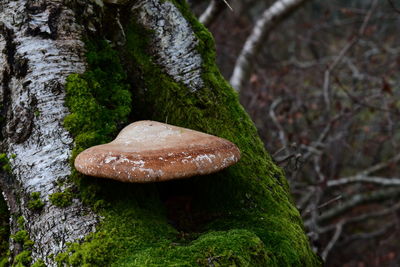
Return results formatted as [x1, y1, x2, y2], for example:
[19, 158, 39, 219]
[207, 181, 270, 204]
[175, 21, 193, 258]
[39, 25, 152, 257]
[190, 0, 400, 266]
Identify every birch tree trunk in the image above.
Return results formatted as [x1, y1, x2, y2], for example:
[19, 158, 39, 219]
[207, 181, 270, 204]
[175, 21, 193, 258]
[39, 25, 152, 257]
[0, 0, 99, 265]
[230, 0, 311, 92]
[0, 0, 320, 266]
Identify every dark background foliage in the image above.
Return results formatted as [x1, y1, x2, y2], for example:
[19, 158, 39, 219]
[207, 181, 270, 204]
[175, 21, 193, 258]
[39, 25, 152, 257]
[191, 0, 400, 265]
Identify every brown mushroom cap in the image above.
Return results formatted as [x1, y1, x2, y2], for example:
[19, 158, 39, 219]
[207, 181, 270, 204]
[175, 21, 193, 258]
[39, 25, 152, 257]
[74, 120, 240, 182]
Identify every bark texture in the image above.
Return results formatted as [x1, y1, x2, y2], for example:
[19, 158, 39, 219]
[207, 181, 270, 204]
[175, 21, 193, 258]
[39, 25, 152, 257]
[0, 0, 98, 265]
[131, 0, 204, 91]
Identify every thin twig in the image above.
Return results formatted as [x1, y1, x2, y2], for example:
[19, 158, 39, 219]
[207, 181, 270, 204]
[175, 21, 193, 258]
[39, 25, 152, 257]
[199, 0, 226, 27]
[328, 176, 400, 187]
[388, 0, 400, 14]
[318, 195, 343, 209]
[317, 187, 400, 223]
[221, 0, 233, 11]
[322, 0, 379, 111]
[342, 222, 395, 244]
[230, 0, 311, 91]
[357, 152, 400, 177]
[269, 98, 288, 149]
[318, 201, 400, 234]
[321, 221, 343, 260]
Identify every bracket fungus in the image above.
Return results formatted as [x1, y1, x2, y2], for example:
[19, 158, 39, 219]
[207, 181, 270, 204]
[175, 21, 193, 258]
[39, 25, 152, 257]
[74, 121, 240, 182]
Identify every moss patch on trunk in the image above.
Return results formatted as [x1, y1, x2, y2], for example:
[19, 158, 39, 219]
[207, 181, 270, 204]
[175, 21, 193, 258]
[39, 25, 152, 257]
[58, 1, 320, 266]
[0, 192, 9, 266]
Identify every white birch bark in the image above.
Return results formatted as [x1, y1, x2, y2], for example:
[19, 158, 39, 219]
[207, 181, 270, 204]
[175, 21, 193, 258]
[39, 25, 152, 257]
[0, 0, 206, 265]
[229, 0, 310, 92]
[131, 0, 204, 92]
[0, 0, 99, 265]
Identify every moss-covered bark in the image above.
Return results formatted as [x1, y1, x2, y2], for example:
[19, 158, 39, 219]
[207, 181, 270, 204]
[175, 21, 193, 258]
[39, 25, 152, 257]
[0, 191, 9, 266]
[57, 0, 320, 266]
[0, 154, 10, 265]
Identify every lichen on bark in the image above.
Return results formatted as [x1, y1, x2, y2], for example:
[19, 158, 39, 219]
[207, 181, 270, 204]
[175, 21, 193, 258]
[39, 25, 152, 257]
[57, 0, 320, 266]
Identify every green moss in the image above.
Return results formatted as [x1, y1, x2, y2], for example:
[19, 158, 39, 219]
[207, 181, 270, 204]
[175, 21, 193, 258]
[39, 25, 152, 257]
[63, 39, 131, 162]
[11, 230, 29, 245]
[31, 259, 46, 267]
[13, 250, 32, 266]
[115, 229, 272, 266]
[0, 256, 8, 267]
[62, 38, 132, 209]
[27, 192, 45, 211]
[11, 230, 34, 266]
[58, 3, 320, 266]
[16, 217, 24, 229]
[0, 193, 9, 266]
[0, 154, 11, 174]
[49, 191, 73, 208]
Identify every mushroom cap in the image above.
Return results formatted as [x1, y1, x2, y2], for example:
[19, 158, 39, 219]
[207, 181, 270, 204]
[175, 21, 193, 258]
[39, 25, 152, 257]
[74, 120, 240, 182]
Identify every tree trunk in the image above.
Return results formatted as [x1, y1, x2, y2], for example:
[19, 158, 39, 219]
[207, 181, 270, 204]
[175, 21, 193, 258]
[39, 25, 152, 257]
[0, 0, 320, 266]
[0, 0, 99, 265]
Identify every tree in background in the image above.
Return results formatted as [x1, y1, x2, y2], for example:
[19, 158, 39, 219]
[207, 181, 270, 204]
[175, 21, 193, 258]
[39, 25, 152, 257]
[0, 0, 319, 266]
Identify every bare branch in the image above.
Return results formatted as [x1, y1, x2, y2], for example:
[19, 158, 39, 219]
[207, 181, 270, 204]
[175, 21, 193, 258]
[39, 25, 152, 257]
[318, 195, 343, 210]
[315, 204, 400, 259]
[388, 0, 400, 14]
[342, 222, 395, 244]
[230, 0, 311, 91]
[297, 188, 314, 210]
[339, 84, 399, 115]
[321, 221, 343, 261]
[275, 153, 296, 164]
[318, 187, 400, 223]
[357, 152, 400, 176]
[303, 195, 342, 216]
[322, 220, 395, 260]
[356, 203, 400, 224]
[269, 98, 288, 148]
[318, 201, 400, 233]
[328, 176, 400, 187]
[199, 0, 226, 27]
[302, 111, 349, 162]
[221, 0, 233, 11]
[323, 39, 357, 111]
[322, 0, 379, 111]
